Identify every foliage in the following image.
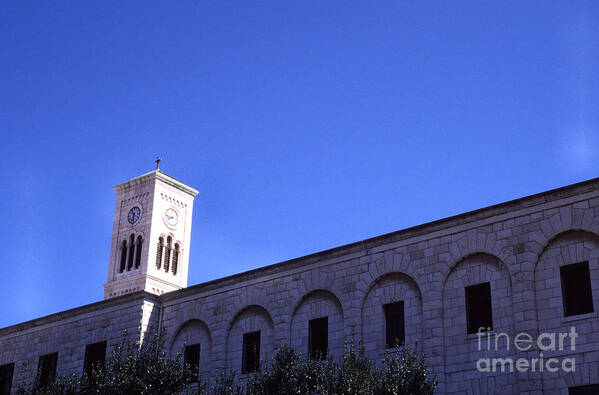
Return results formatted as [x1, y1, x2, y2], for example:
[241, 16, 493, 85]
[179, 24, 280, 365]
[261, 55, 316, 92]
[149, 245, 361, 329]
[375, 345, 438, 395]
[81, 328, 196, 394]
[15, 373, 79, 395]
[210, 370, 242, 395]
[17, 329, 436, 395]
[246, 338, 436, 395]
[17, 328, 196, 395]
[246, 345, 323, 394]
[334, 337, 377, 394]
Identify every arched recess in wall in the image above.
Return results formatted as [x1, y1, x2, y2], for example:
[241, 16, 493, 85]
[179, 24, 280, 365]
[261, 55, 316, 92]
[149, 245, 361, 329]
[170, 319, 212, 379]
[225, 305, 274, 373]
[441, 252, 517, 393]
[360, 272, 423, 360]
[534, 230, 599, 388]
[289, 289, 344, 359]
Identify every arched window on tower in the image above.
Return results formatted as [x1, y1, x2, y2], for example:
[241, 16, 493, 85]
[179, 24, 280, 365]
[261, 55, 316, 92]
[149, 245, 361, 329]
[119, 240, 127, 273]
[156, 237, 164, 270]
[127, 234, 135, 270]
[172, 243, 180, 275]
[135, 235, 143, 269]
[164, 236, 172, 272]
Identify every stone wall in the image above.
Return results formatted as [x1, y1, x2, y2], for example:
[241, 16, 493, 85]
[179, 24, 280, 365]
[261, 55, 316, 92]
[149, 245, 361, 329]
[4, 178, 599, 394]
[0, 293, 159, 392]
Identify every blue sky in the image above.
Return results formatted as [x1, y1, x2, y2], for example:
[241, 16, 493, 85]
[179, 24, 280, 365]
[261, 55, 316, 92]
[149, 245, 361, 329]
[1, 1, 598, 328]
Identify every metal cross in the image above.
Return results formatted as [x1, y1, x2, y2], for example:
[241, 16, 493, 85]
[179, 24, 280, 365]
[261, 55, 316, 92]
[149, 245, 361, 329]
[155, 157, 161, 170]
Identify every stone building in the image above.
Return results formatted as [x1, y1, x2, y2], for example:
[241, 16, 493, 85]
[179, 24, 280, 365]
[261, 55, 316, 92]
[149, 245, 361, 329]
[2, 169, 599, 394]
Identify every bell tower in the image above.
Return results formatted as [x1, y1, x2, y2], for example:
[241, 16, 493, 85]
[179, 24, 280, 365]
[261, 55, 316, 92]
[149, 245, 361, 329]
[104, 167, 198, 299]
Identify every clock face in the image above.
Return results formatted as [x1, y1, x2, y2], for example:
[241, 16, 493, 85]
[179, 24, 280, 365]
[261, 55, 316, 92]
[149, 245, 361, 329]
[127, 206, 141, 225]
[164, 208, 178, 227]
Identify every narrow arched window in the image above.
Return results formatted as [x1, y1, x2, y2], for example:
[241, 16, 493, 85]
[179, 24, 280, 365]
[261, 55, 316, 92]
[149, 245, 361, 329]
[156, 237, 164, 270]
[164, 236, 172, 272]
[119, 240, 127, 273]
[135, 236, 143, 269]
[127, 234, 135, 270]
[172, 243, 180, 275]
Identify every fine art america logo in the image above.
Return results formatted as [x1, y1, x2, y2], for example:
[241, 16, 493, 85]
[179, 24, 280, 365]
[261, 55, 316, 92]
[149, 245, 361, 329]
[475, 327, 577, 373]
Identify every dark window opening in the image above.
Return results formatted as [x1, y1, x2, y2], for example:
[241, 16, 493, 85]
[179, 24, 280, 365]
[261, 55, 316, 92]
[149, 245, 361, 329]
[0, 363, 14, 395]
[164, 236, 172, 272]
[135, 236, 143, 269]
[37, 352, 58, 387]
[465, 282, 493, 334]
[242, 331, 260, 374]
[119, 240, 127, 273]
[156, 237, 164, 270]
[127, 234, 135, 270]
[309, 317, 328, 359]
[184, 343, 201, 381]
[561, 261, 594, 317]
[569, 384, 599, 395]
[384, 301, 405, 347]
[83, 341, 106, 375]
[172, 243, 180, 275]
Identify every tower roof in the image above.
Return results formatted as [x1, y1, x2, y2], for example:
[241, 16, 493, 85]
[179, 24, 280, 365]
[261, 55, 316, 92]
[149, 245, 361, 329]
[113, 169, 198, 197]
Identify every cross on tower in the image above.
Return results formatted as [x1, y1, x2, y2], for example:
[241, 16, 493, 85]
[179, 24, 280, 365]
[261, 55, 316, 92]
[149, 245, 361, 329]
[155, 157, 161, 170]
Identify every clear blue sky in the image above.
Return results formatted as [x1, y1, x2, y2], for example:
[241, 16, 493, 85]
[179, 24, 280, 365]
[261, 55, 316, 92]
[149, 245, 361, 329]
[1, 1, 598, 328]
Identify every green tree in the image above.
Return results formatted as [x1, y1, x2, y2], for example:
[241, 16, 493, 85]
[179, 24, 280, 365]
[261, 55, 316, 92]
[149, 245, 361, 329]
[18, 328, 198, 395]
[211, 370, 242, 395]
[80, 328, 197, 394]
[334, 338, 377, 394]
[376, 346, 437, 395]
[246, 339, 436, 395]
[18, 330, 436, 395]
[246, 345, 326, 394]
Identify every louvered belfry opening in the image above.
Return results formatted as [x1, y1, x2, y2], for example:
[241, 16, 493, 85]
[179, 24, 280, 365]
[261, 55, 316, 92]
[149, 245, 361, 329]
[172, 243, 180, 275]
[135, 235, 142, 269]
[119, 240, 127, 273]
[164, 236, 172, 272]
[156, 237, 164, 270]
[127, 234, 135, 270]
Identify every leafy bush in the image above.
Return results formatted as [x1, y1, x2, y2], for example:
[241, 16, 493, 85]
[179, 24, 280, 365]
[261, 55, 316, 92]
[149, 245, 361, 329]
[80, 328, 196, 394]
[246, 344, 328, 394]
[375, 346, 437, 395]
[210, 370, 242, 395]
[247, 338, 436, 395]
[17, 330, 436, 395]
[17, 328, 196, 395]
[334, 338, 377, 394]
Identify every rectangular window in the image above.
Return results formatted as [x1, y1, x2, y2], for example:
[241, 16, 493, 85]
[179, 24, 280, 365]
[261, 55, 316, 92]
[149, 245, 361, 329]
[37, 352, 58, 386]
[569, 384, 599, 395]
[561, 261, 594, 317]
[184, 343, 201, 381]
[0, 363, 14, 395]
[308, 317, 328, 359]
[384, 301, 405, 347]
[83, 341, 107, 375]
[465, 282, 493, 334]
[242, 331, 260, 374]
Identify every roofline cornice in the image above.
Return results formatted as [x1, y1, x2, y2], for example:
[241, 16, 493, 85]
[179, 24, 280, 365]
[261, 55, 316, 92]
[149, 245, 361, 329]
[0, 291, 160, 337]
[113, 170, 199, 197]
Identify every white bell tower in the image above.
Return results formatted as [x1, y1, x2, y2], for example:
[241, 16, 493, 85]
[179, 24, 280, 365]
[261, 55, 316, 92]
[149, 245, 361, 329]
[104, 165, 198, 299]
